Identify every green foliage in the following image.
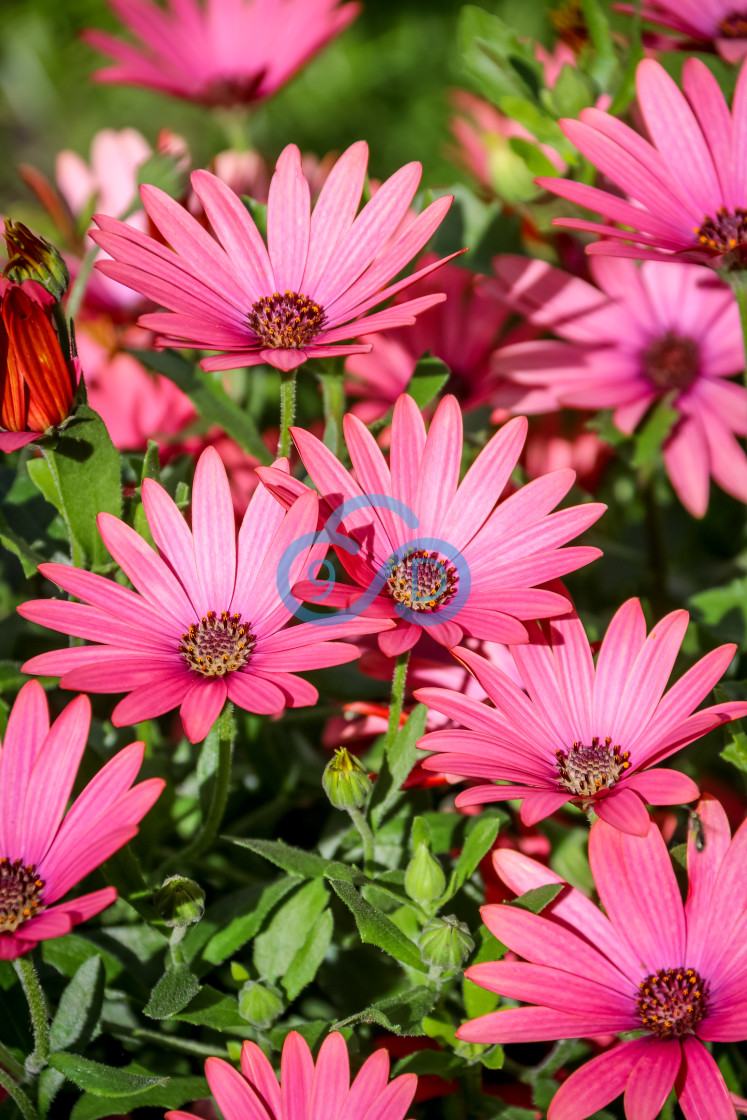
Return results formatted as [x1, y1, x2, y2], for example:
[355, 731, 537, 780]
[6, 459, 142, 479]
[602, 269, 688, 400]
[47, 1055, 167, 1098]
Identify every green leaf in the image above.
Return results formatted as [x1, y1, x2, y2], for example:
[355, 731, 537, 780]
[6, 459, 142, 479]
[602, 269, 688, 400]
[630, 396, 679, 470]
[690, 578, 747, 645]
[254, 879, 329, 982]
[229, 837, 366, 885]
[370, 704, 428, 827]
[49, 956, 105, 1051]
[185, 878, 297, 970]
[507, 137, 559, 178]
[70, 1077, 208, 1120]
[39, 1067, 66, 1116]
[131, 349, 272, 464]
[172, 986, 247, 1032]
[463, 975, 500, 1019]
[459, 5, 543, 105]
[141, 440, 161, 483]
[0, 506, 47, 576]
[548, 63, 595, 118]
[393, 1050, 461, 1077]
[335, 986, 438, 1036]
[445, 813, 502, 900]
[48, 1054, 167, 1098]
[722, 730, 747, 775]
[406, 354, 450, 411]
[144, 962, 202, 1019]
[42, 933, 124, 983]
[282, 908, 334, 1002]
[136, 152, 187, 200]
[509, 883, 564, 914]
[329, 879, 425, 972]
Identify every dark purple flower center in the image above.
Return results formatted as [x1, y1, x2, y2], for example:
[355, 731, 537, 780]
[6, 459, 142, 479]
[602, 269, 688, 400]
[179, 610, 255, 678]
[719, 11, 747, 37]
[694, 206, 747, 253]
[386, 550, 458, 612]
[637, 968, 708, 1038]
[199, 72, 265, 108]
[0, 857, 44, 933]
[642, 333, 699, 393]
[549, 0, 588, 54]
[555, 737, 630, 799]
[248, 291, 325, 350]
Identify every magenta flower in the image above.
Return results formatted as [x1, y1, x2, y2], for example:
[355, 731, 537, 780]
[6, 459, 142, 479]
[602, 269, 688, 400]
[615, 0, 747, 63]
[257, 393, 605, 657]
[493, 253, 747, 517]
[0, 682, 163, 960]
[83, 0, 360, 107]
[89, 143, 458, 373]
[538, 56, 747, 267]
[416, 597, 747, 834]
[457, 795, 747, 1120]
[168, 1031, 416, 1120]
[18, 447, 391, 743]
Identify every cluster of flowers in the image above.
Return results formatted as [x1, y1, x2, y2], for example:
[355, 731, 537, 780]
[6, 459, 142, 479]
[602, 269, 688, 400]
[3, 0, 747, 1117]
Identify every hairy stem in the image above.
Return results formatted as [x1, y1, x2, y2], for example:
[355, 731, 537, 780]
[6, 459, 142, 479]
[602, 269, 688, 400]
[180, 702, 235, 862]
[0, 1065, 40, 1120]
[277, 369, 298, 459]
[348, 806, 376, 875]
[383, 650, 411, 759]
[14, 955, 50, 1077]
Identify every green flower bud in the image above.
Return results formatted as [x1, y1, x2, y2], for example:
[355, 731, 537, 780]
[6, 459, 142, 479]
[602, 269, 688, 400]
[323, 747, 372, 811]
[419, 914, 474, 970]
[238, 980, 284, 1029]
[154, 875, 205, 928]
[404, 844, 446, 906]
[3, 220, 69, 302]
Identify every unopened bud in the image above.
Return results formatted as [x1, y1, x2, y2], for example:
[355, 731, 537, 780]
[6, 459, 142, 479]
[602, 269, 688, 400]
[238, 980, 283, 1028]
[3, 220, 69, 302]
[323, 747, 371, 811]
[154, 875, 205, 927]
[419, 915, 474, 970]
[404, 844, 446, 907]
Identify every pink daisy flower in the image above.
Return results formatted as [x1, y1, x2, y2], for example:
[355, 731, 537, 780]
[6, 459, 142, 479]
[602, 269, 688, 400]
[257, 393, 606, 657]
[0, 682, 163, 960]
[168, 1031, 416, 1120]
[538, 56, 747, 267]
[89, 142, 459, 373]
[615, 0, 747, 64]
[18, 446, 391, 744]
[83, 0, 360, 107]
[493, 253, 747, 517]
[457, 795, 747, 1120]
[416, 597, 747, 834]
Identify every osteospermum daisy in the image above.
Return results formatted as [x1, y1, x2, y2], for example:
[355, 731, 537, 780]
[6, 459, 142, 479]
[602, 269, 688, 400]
[83, 0, 360, 107]
[168, 1031, 416, 1120]
[18, 447, 391, 743]
[89, 142, 459, 373]
[257, 393, 605, 657]
[458, 796, 747, 1120]
[416, 597, 747, 833]
[493, 253, 747, 517]
[538, 56, 747, 267]
[0, 682, 163, 960]
[615, 0, 747, 63]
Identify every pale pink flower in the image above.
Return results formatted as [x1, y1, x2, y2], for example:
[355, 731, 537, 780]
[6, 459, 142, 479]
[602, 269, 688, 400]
[0, 681, 163, 960]
[84, 0, 360, 107]
[257, 393, 605, 657]
[18, 447, 391, 743]
[493, 253, 747, 516]
[416, 596, 747, 834]
[90, 143, 458, 374]
[539, 56, 747, 267]
[615, 0, 747, 63]
[458, 795, 747, 1120]
[168, 1032, 416, 1120]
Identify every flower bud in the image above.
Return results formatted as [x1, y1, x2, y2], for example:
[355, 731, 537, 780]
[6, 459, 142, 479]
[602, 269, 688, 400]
[238, 980, 283, 1029]
[154, 875, 205, 928]
[323, 747, 371, 811]
[419, 915, 474, 971]
[404, 844, 446, 907]
[3, 220, 69, 303]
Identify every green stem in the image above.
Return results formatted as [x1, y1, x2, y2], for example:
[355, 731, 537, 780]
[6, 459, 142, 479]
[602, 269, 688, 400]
[65, 245, 99, 324]
[383, 651, 410, 760]
[348, 806, 375, 876]
[0, 1040, 25, 1083]
[277, 370, 298, 459]
[317, 365, 346, 457]
[213, 107, 251, 151]
[14, 956, 49, 1076]
[126, 1028, 223, 1059]
[640, 470, 668, 614]
[0, 1065, 40, 1120]
[719, 268, 747, 389]
[179, 702, 235, 863]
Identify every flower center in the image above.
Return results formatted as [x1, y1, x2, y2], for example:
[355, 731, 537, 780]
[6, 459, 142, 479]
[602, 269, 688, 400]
[386, 549, 458, 612]
[555, 737, 630, 798]
[179, 610, 256, 678]
[694, 206, 747, 253]
[719, 11, 747, 37]
[642, 332, 699, 393]
[549, 0, 588, 53]
[637, 968, 708, 1038]
[0, 858, 44, 933]
[247, 291, 325, 350]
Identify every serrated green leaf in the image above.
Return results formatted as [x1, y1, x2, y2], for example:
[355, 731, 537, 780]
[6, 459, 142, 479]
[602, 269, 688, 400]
[282, 908, 334, 1002]
[144, 963, 202, 1019]
[509, 883, 563, 914]
[49, 956, 105, 1051]
[445, 814, 502, 900]
[406, 354, 450, 411]
[254, 879, 329, 982]
[330, 879, 425, 972]
[70, 1077, 208, 1120]
[370, 704, 428, 828]
[185, 878, 297, 970]
[229, 837, 365, 884]
[171, 986, 246, 1031]
[335, 986, 437, 1036]
[48, 1054, 167, 1098]
[721, 730, 747, 775]
[42, 934, 124, 983]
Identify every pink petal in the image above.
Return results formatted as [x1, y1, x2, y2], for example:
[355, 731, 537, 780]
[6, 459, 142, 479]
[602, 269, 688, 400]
[359, 1075, 417, 1120]
[442, 416, 527, 550]
[142, 477, 208, 616]
[226, 670, 287, 715]
[308, 1033, 349, 1120]
[339, 1050, 390, 1120]
[594, 788, 651, 836]
[268, 145, 310, 293]
[389, 393, 426, 513]
[593, 598, 647, 731]
[685, 794, 732, 970]
[624, 1038, 682, 1120]
[280, 1032, 315, 1120]
[378, 623, 421, 658]
[663, 415, 710, 518]
[179, 678, 227, 743]
[112, 672, 192, 728]
[0, 681, 49, 855]
[624, 769, 699, 806]
[613, 609, 689, 747]
[190, 170, 274, 301]
[456, 1005, 630, 1045]
[304, 141, 368, 293]
[677, 1037, 736, 1120]
[240, 1041, 282, 1119]
[205, 1057, 269, 1120]
[546, 1039, 651, 1120]
[192, 446, 237, 609]
[467, 960, 634, 1016]
[519, 790, 572, 826]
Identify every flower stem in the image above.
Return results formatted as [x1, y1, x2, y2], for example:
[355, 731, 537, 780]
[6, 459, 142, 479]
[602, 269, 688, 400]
[383, 651, 411, 760]
[348, 805, 376, 875]
[14, 955, 50, 1077]
[277, 369, 298, 459]
[0, 1065, 40, 1120]
[0, 1040, 25, 1083]
[65, 245, 99, 324]
[719, 268, 747, 389]
[180, 702, 235, 862]
[317, 364, 346, 458]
